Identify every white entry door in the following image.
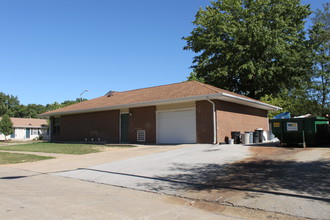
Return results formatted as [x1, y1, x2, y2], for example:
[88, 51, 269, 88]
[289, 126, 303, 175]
[157, 109, 196, 144]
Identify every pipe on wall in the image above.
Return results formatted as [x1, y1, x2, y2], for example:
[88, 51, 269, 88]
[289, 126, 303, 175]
[206, 98, 217, 144]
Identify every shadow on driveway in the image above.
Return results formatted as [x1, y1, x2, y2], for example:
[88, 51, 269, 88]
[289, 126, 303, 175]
[135, 159, 330, 202]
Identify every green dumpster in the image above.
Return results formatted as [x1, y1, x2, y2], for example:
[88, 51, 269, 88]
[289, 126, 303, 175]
[270, 117, 330, 147]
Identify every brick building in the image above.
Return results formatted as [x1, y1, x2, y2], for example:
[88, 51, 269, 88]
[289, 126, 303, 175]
[40, 81, 279, 144]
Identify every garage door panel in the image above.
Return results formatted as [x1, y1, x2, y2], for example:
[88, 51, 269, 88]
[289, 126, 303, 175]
[157, 109, 196, 144]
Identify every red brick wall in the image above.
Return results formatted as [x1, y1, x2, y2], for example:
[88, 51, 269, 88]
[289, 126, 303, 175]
[51, 110, 120, 143]
[129, 106, 156, 144]
[196, 101, 214, 143]
[50, 100, 268, 145]
[216, 100, 268, 143]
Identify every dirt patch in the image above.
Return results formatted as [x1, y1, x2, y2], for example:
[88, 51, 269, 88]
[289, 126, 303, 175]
[248, 146, 330, 162]
[248, 147, 304, 161]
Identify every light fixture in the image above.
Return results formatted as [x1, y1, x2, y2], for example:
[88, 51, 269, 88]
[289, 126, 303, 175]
[80, 89, 89, 102]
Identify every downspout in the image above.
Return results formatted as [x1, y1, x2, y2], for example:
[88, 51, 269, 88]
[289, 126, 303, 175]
[206, 98, 217, 144]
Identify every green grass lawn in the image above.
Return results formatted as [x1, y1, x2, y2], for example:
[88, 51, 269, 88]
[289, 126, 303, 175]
[0, 143, 104, 154]
[0, 142, 137, 155]
[0, 152, 54, 165]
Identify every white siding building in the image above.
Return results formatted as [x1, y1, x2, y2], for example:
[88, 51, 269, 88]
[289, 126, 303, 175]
[0, 118, 49, 141]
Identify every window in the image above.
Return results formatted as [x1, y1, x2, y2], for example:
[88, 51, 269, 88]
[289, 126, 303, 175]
[52, 118, 60, 134]
[10, 129, 16, 138]
[137, 130, 146, 142]
[31, 128, 38, 135]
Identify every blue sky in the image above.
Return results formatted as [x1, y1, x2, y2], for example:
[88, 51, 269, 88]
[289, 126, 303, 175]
[0, 0, 327, 105]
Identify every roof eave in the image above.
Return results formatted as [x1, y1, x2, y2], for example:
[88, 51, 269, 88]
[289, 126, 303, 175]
[219, 93, 281, 111]
[39, 94, 215, 117]
[14, 126, 48, 128]
[40, 93, 280, 117]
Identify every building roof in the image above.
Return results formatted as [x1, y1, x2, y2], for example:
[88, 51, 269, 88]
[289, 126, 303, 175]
[40, 81, 280, 117]
[0, 118, 48, 128]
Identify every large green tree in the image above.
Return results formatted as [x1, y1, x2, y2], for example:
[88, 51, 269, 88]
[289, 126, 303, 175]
[17, 104, 46, 118]
[261, 88, 320, 117]
[184, 0, 313, 99]
[0, 114, 13, 140]
[0, 92, 20, 117]
[309, 3, 330, 115]
[0, 92, 86, 118]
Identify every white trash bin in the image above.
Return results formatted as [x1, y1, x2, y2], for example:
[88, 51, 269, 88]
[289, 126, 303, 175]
[241, 133, 250, 144]
[228, 139, 234, 145]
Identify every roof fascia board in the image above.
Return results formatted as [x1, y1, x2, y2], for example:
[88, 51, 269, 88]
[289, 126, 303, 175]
[14, 126, 47, 128]
[219, 93, 281, 111]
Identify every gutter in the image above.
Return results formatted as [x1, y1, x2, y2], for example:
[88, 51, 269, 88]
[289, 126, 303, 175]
[14, 126, 47, 129]
[220, 93, 282, 111]
[206, 98, 217, 145]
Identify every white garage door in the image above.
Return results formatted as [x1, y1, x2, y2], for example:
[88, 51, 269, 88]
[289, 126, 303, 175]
[157, 109, 196, 144]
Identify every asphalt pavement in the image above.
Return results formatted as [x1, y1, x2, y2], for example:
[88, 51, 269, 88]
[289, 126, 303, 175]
[55, 144, 330, 219]
[2, 144, 308, 220]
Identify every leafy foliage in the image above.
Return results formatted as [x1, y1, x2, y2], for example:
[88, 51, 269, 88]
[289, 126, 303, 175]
[264, 3, 330, 117]
[0, 93, 20, 117]
[0, 115, 13, 139]
[261, 89, 321, 118]
[0, 94, 86, 118]
[184, 0, 313, 100]
[309, 3, 330, 116]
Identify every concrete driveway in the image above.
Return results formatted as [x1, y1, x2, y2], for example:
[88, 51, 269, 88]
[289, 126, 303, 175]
[2, 144, 306, 220]
[55, 144, 330, 219]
